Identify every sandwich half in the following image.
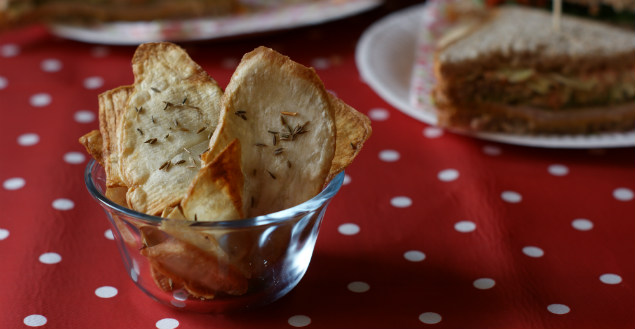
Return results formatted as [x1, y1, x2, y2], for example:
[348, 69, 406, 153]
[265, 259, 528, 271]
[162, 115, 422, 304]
[432, 5, 635, 134]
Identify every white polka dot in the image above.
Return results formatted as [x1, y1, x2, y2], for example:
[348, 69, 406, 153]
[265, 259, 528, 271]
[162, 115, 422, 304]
[173, 289, 188, 301]
[404, 250, 426, 262]
[91, 46, 110, 57]
[347, 281, 370, 293]
[63, 152, 85, 164]
[171, 300, 186, 308]
[132, 259, 140, 276]
[419, 312, 442, 324]
[423, 126, 443, 138]
[368, 108, 389, 121]
[156, 318, 179, 329]
[39, 252, 62, 264]
[3, 177, 25, 190]
[30, 93, 51, 107]
[221, 57, 239, 69]
[41, 58, 62, 72]
[379, 149, 400, 162]
[17, 133, 39, 146]
[571, 218, 593, 231]
[95, 286, 118, 298]
[454, 221, 476, 233]
[52, 198, 74, 211]
[104, 229, 114, 240]
[84, 76, 104, 89]
[311, 57, 329, 69]
[522, 246, 544, 258]
[438, 169, 459, 182]
[288, 315, 311, 327]
[1, 43, 19, 57]
[130, 268, 138, 282]
[0, 76, 7, 89]
[74, 110, 96, 123]
[483, 145, 502, 156]
[613, 188, 634, 201]
[23, 314, 47, 327]
[547, 304, 570, 315]
[390, 196, 412, 208]
[343, 174, 351, 185]
[473, 278, 495, 290]
[172, 289, 189, 301]
[548, 164, 569, 176]
[599, 273, 622, 285]
[0, 228, 9, 240]
[501, 191, 522, 203]
[338, 223, 360, 236]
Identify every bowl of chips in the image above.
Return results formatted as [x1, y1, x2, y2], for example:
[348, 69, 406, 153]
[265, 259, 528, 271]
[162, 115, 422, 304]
[85, 158, 345, 312]
[79, 42, 371, 312]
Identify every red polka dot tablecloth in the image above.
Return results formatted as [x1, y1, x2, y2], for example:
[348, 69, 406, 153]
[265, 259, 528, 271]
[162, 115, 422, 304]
[1, 7, 634, 329]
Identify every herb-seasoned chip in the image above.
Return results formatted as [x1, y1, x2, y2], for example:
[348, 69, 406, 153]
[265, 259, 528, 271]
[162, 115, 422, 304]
[118, 42, 223, 215]
[205, 46, 337, 217]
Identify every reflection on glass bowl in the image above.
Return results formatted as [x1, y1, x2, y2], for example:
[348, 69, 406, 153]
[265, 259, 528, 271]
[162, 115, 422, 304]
[84, 159, 343, 312]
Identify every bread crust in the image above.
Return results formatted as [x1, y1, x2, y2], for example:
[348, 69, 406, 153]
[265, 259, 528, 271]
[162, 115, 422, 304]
[437, 6, 635, 78]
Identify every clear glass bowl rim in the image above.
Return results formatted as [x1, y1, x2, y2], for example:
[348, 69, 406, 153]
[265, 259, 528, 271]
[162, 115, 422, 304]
[84, 159, 345, 229]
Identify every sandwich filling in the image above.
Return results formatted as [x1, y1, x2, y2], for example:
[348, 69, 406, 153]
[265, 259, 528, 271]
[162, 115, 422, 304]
[446, 66, 635, 109]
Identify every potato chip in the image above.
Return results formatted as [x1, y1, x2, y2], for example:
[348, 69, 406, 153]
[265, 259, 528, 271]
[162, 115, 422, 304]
[118, 42, 224, 215]
[181, 139, 243, 221]
[105, 186, 128, 207]
[160, 205, 186, 219]
[205, 46, 336, 217]
[99, 86, 133, 187]
[141, 219, 248, 297]
[149, 264, 184, 293]
[78, 129, 104, 166]
[326, 93, 372, 183]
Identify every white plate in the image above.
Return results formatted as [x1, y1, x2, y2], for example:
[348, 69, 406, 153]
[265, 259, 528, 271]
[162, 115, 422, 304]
[50, 0, 382, 45]
[355, 3, 635, 149]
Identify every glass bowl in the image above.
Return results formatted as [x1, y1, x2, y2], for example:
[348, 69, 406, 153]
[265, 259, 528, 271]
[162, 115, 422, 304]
[84, 159, 344, 312]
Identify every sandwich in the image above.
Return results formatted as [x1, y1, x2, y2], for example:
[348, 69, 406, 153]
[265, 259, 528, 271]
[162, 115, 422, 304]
[432, 5, 635, 134]
[486, 0, 635, 12]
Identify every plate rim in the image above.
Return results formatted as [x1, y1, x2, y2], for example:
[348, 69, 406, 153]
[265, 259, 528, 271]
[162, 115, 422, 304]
[355, 3, 635, 149]
[50, 0, 383, 45]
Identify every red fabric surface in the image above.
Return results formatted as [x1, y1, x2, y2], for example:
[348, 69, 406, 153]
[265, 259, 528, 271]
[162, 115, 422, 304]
[1, 9, 634, 329]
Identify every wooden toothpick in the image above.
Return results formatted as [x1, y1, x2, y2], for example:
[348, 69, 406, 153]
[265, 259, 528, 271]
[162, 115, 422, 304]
[552, 0, 562, 32]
